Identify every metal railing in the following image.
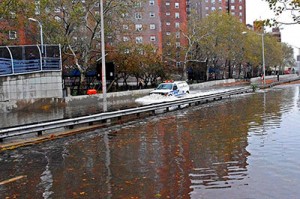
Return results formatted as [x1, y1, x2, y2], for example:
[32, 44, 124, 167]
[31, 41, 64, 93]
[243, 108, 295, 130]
[0, 87, 252, 141]
[0, 44, 61, 76]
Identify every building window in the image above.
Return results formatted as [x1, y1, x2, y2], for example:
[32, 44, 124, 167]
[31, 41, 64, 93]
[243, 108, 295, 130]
[231, 0, 235, 3]
[94, 32, 100, 39]
[135, 24, 143, 31]
[9, 31, 17, 40]
[150, 36, 156, 41]
[175, 3, 179, 8]
[176, 62, 181, 67]
[150, 24, 156, 29]
[54, 7, 60, 13]
[136, 36, 143, 43]
[135, 12, 142, 19]
[166, 12, 170, 16]
[176, 42, 180, 47]
[122, 13, 129, 18]
[176, 32, 180, 38]
[175, 13, 180, 18]
[150, 12, 155, 17]
[166, 32, 171, 36]
[54, 16, 61, 22]
[231, 5, 235, 10]
[175, 22, 180, 28]
[166, 22, 170, 26]
[123, 36, 129, 42]
[166, 2, 170, 6]
[10, 12, 16, 19]
[239, 5, 243, 10]
[135, 2, 142, 7]
[149, 0, 154, 5]
[123, 25, 129, 29]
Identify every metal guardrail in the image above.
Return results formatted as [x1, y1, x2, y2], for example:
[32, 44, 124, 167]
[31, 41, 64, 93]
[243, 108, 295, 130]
[0, 87, 252, 142]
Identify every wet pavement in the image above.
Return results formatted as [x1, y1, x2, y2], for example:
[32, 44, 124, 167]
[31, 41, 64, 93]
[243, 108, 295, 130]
[1, 83, 300, 198]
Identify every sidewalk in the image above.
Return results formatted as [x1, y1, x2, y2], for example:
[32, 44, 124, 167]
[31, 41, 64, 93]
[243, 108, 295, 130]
[250, 74, 300, 88]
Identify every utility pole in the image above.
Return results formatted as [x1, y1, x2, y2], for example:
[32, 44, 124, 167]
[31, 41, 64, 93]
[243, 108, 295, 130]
[100, 0, 107, 112]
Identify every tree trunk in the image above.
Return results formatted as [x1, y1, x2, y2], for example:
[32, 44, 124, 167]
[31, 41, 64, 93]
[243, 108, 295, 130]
[228, 59, 232, 79]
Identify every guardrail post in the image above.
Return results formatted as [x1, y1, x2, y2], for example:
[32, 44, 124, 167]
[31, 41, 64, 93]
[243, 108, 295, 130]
[151, 110, 155, 115]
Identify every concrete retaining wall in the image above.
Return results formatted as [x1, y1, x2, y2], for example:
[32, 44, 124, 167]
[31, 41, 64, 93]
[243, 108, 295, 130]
[65, 79, 237, 103]
[0, 71, 63, 102]
[0, 78, 236, 113]
[189, 79, 236, 90]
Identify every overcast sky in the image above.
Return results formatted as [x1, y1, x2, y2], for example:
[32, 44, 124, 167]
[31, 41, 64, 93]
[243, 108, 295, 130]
[246, 0, 300, 57]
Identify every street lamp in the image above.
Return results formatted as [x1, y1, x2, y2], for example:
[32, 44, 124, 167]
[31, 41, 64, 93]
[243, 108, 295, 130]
[261, 32, 266, 85]
[242, 31, 266, 84]
[28, 17, 44, 54]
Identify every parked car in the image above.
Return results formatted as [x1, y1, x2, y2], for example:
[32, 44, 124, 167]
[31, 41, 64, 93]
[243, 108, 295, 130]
[150, 80, 189, 97]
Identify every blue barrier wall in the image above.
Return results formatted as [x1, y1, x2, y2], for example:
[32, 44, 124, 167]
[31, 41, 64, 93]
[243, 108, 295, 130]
[0, 45, 63, 101]
[0, 45, 61, 76]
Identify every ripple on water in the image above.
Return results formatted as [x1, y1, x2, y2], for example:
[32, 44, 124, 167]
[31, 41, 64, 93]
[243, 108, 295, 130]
[189, 161, 248, 193]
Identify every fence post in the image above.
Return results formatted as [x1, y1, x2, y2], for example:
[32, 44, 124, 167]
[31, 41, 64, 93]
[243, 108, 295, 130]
[6, 46, 14, 74]
[37, 45, 43, 71]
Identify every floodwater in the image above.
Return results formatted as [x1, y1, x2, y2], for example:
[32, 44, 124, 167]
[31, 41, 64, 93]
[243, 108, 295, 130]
[1, 84, 300, 198]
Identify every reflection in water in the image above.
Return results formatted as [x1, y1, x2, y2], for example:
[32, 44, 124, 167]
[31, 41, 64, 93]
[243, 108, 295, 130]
[38, 153, 54, 199]
[1, 85, 300, 198]
[0, 97, 138, 128]
[104, 132, 112, 199]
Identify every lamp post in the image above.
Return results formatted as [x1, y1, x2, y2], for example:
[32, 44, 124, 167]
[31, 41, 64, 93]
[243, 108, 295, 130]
[100, 0, 107, 112]
[261, 32, 266, 85]
[242, 31, 266, 84]
[28, 18, 44, 54]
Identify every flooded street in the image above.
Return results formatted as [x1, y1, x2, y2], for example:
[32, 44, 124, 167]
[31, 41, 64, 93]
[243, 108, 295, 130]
[1, 84, 300, 198]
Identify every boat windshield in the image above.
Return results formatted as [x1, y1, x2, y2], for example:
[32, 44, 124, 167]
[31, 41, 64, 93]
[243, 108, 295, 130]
[156, 83, 173, 90]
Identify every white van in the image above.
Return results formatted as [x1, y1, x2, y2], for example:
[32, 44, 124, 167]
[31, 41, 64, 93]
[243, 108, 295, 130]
[150, 81, 189, 97]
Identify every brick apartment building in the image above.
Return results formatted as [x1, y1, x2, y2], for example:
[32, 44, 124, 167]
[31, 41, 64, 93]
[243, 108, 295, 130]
[189, 0, 246, 23]
[126, 0, 246, 66]
[118, 0, 188, 67]
[0, 14, 30, 46]
[1, 0, 247, 65]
